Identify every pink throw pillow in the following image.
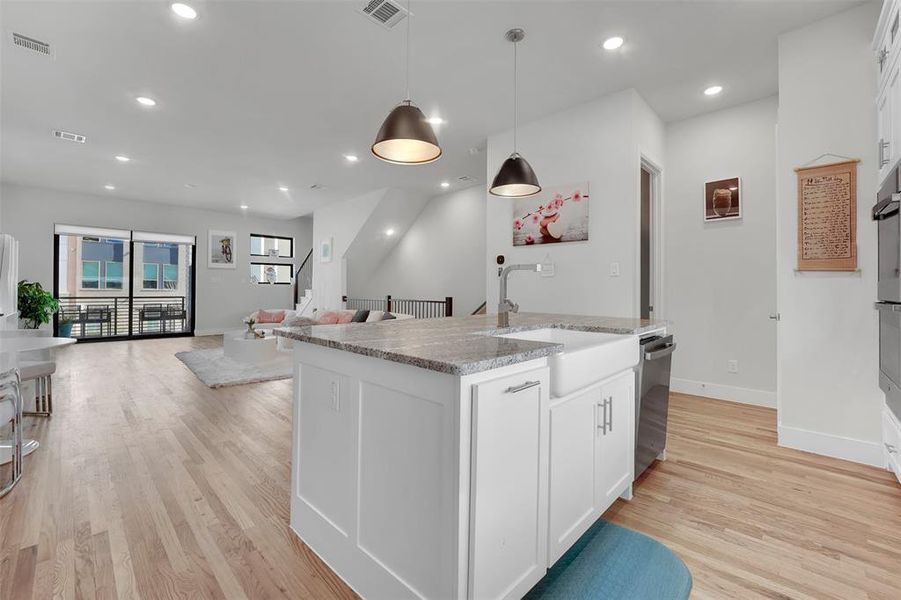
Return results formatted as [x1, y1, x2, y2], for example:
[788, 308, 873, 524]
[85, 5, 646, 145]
[257, 309, 286, 324]
[315, 311, 340, 324]
[336, 310, 356, 324]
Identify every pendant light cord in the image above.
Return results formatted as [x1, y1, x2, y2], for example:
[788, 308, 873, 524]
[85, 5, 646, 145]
[405, 0, 412, 102]
[513, 37, 518, 152]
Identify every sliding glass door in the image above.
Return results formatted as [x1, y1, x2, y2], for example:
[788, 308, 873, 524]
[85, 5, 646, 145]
[54, 225, 195, 340]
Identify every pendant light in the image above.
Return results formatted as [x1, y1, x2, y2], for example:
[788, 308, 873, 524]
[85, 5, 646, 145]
[372, 0, 442, 165]
[490, 28, 541, 197]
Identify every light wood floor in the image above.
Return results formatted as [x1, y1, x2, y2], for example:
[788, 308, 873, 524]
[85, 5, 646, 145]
[1, 336, 899, 599]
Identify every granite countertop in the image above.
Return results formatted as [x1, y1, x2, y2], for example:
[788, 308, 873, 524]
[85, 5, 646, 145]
[274, 312, 666, 375]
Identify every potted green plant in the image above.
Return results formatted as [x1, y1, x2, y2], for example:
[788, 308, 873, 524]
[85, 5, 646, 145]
[17, 280, 60, 330]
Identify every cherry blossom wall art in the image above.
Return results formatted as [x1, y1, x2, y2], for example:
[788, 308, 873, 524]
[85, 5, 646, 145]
[512, 182, 590, 246]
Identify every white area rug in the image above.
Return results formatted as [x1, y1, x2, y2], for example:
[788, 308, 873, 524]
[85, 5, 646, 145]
[175, 348, 292, 388]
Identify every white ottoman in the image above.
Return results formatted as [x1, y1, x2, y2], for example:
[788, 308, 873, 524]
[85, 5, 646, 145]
[223, 331, 279, 365]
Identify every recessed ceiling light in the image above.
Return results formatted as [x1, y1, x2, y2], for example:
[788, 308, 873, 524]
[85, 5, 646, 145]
[240, 204, 249, 210]
[104, 184, 116, 190]
[115, 155, 130, 162]
[171, 3, 197, 19]
[344, 154, 359, 163]
[440, 181, 450, 188]
[385, 228, 395, 236]
[704, 85, 723, 96]
[136, 96, 156, 107]
[602, 36, 624, 51]
[279, 185, 289, 192]
[426, 116, 445, 125]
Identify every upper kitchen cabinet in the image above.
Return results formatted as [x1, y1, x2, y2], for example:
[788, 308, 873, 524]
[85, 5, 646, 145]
[876, 0, 901, 185]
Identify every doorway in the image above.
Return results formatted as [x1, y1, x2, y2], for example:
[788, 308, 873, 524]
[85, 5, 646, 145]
[640, 159, 662, 320]
[53, 225, 196, 340]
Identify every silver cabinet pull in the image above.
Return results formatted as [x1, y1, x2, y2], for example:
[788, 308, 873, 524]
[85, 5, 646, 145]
[597, 399, 608, 435]
[607, 397, 613, 433]
[505, 380, 540, 394]
[887, 443, 898, 455]
[597, 397, 612, 435]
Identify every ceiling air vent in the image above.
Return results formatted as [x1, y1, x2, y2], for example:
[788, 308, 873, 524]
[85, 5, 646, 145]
[457, 175, 477, 183]
[358, 0, 408, 30]
[11, 32, 52, 58]
[52, 130, 86, 144]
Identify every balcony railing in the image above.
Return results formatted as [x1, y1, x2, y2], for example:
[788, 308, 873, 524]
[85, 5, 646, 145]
[341, 295, 453, 319]
[57, 295, 189, 339]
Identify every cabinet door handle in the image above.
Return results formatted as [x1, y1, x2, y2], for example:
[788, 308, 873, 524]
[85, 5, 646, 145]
[608, 397, 613, 432]
[505, 380, 540, 394]
[597, 399, 607, 435]
[887, 443, 898, 455]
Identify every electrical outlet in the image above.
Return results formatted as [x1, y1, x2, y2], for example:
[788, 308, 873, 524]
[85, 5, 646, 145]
[609, 262, 620, 277]
[727, 360, 739, 374]
[330, 381, 340, 412]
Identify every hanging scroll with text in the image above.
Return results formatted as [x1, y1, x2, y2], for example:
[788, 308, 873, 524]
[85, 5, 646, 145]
[796, 159, 858, 271]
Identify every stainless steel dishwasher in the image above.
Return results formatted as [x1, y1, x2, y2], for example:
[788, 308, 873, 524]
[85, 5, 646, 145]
[635, 334, 676, 478]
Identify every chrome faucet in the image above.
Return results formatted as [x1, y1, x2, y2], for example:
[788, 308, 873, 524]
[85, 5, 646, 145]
[498, 263, 542, 327]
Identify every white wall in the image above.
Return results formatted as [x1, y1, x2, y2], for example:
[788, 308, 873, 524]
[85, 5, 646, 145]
[354, 185, 487, 315]
[311, 188, 384, 311]
[776, 1, 883, 465]
[0, 182, 313, 334]
[485, 89, 664, 317]
[664, 96, 778, 407]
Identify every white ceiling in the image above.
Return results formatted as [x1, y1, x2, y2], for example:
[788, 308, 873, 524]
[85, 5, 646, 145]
[0, 0, 862, 218]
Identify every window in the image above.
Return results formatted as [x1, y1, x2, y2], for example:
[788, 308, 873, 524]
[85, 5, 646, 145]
[143, 263, 159, 289]
[163, 264, 178, 290]
[80, 237, 124, 290]
[250, 234, 293, 258]
[82, 260, 100, 289]
[105, 261, 123, 289]
[250, 262, 293, 285]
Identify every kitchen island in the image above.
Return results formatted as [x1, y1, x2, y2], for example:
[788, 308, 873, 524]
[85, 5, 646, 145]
[275, 313, 666, 600]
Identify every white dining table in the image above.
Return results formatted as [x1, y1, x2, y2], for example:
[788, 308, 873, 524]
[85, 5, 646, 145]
[0, 335, 76, 465]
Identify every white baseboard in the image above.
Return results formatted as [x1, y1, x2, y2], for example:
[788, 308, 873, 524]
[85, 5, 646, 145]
[778, 424, 884, 468]
[670, 377, 776, 408]
[193, 328, 226, 337]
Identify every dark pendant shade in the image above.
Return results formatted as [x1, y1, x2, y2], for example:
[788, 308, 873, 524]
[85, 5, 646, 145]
[489, 152, 541, 197]
[372, 101, 442, 165]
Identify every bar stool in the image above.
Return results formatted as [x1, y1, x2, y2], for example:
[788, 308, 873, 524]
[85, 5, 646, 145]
[0, 369, 22, 498]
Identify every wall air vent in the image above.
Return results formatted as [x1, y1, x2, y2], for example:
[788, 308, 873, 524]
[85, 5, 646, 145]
[52, 130, 86, 144]
[358, 0, 409, 29]
[11, 32, 52, 58]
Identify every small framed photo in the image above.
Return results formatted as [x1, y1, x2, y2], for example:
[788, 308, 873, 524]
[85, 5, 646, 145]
[320, 237, 333, 263]
[208, 230, 237, 269]
[704, 177, 741, 222]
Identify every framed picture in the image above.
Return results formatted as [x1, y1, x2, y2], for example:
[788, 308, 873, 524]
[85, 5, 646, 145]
[512, 182, 590, 246]
[704, 177, 741, 221]
[208, 230, 237, 269]
[320, 237, 333, 263]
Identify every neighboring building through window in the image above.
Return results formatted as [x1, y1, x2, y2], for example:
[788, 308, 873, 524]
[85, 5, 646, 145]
[80, 237, 124, 290]
[142, 243, 179, 290]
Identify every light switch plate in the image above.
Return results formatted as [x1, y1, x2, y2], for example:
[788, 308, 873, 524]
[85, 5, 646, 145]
[609, 262, 620, 277]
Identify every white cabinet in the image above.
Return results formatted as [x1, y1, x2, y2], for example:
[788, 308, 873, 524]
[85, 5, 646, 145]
[547, 370, 635, 566]
[547, 385, 601, 564]
[595, 370, 635, 510]
[876, 0, 901, 185]
[883, 406, 901, 485]
[469, 366, 550, 600]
